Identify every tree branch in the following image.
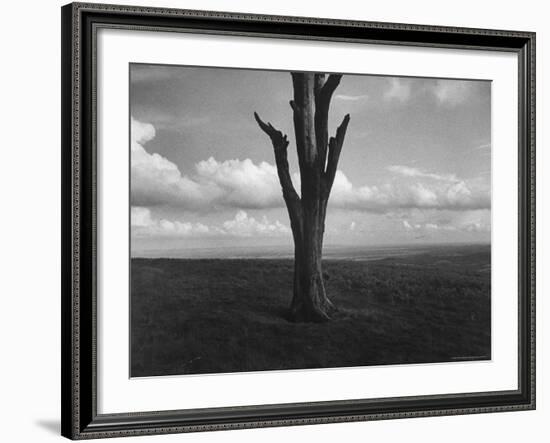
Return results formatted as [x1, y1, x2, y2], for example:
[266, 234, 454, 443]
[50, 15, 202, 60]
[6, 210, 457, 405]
[290, 73, 317, 171]
[254, 111, 286, 143]
[289, 100, 301, 116]
[314, 74, 326, 97]
[254, 111, 301, 211]
[324, 113, 350, 196]
[315, 74, 343, 174]
[320, 74, 342, 100]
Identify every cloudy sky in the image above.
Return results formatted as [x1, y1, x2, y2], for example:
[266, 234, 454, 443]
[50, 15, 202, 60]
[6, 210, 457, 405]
[130, 63, 491, 256]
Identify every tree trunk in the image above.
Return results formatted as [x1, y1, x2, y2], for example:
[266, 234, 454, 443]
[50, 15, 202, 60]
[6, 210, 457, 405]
[255, 72, 350, 322]
[290, 221, 334, 322]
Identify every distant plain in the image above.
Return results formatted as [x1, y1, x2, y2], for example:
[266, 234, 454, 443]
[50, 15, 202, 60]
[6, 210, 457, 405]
[130, 243, 491, 377]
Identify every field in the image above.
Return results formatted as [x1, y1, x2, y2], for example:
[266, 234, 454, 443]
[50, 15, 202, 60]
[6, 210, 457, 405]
[130, 244, 491, 377]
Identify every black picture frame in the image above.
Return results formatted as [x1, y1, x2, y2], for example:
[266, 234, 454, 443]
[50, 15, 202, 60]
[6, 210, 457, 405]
[61, 2, 536, 439]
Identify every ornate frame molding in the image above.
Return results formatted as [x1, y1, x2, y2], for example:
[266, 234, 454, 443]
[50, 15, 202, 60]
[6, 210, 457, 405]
[61, 3, 535, 439]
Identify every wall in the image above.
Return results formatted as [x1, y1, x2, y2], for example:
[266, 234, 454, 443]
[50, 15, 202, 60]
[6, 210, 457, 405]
[0, 0, 546, 441]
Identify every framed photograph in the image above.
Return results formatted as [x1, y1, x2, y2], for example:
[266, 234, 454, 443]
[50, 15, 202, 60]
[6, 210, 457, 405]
[61, 2, 536, 439]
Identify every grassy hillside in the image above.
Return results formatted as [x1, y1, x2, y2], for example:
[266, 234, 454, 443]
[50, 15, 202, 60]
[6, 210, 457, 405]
[130, 245, 490, 377]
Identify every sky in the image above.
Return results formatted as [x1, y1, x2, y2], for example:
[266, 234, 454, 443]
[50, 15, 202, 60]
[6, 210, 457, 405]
[130, 63, 491, 257]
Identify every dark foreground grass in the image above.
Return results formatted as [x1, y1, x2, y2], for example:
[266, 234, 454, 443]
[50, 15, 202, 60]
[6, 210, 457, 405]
[131, 245, 491, 377]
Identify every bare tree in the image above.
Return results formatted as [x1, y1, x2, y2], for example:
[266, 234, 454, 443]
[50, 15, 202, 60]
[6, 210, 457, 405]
[254, 72, 350, 322]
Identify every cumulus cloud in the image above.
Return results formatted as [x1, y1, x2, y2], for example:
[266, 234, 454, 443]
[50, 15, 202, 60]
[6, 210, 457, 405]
[131, 117, 283, 210]
[384, 78, 411, 102]
[195, 157, 282, 209]
[132, 207, 211, 238]
[387, 165, 458, 182]
[403, 220, 452, 231]
[131, 206, 153, 227]
[401, 212, 490, 233]
[131, 118, 489, 214]
[432, 80, 471, 106]
[131, 117, 215, 208]
[335, 94, 369, 102]
[131, 207, 289, 239]
[403, 220, 422, 231]
[222, 210, 290, 237]
[382, 78, 482, 107]
[329, 170, 489, 212]
[132, 117, 155, 145]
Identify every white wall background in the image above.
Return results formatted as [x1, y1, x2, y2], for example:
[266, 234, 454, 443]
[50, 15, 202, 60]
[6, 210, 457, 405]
[0, 0, 546, 441]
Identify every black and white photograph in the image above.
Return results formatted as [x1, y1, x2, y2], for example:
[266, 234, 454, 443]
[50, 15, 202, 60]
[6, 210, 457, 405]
[1, 0, 544, 441]
[130, 64, 492, 377]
